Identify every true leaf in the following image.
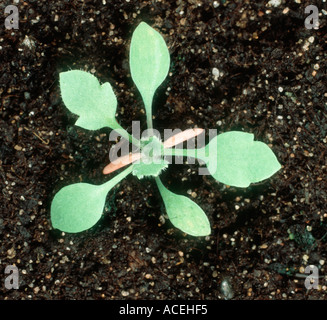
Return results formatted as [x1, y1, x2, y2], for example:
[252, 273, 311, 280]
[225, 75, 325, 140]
[59, 70, 122, 131]
[201, 131, 281, 188]
[132, 159, 169, 179]
[129, 22, 170, 128]
[155, 177, 210, 237]
[51, 166, 132, 233]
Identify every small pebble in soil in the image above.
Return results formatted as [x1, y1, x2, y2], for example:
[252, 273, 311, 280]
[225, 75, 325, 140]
[121, 290, 129, 297]
[212, 67, 220, 81]
[313, 64, 319, 70]
[268, 0, 281, 7]
[220, 277, 234, 300]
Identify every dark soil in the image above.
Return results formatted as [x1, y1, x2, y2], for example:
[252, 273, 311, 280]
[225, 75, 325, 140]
[1, 0, 327, 300]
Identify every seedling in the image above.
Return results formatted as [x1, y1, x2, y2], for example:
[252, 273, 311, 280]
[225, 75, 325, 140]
[51, 22, 281, 236]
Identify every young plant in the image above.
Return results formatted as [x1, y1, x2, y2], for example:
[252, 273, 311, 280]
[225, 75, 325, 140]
[51, 22, 281, 237]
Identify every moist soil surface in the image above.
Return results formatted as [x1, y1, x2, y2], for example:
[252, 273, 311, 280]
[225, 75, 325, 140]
[1, 0, 327, 300]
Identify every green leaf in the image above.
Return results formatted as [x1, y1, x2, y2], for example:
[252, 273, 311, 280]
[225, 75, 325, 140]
[132, 159, 169, 180]
[202, 131, 281, 188]
[51, 166, 133, 233]
[130, 22, 170, 128]
[156, 178, 211, 237]
[59, 70, 122, 131]
[132, 135, 168, 179]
